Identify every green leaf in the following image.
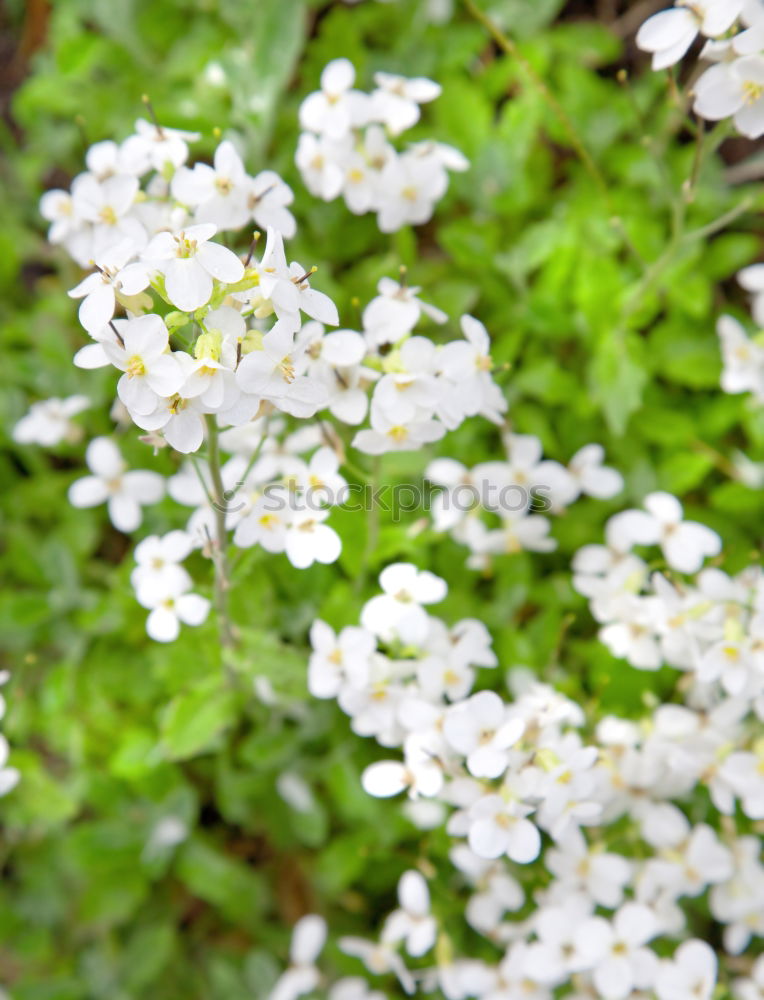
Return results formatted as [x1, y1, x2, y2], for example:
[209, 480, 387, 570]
[160, 676, 237, 760]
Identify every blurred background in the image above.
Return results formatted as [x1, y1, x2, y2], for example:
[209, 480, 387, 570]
[1, 1, 762, 997]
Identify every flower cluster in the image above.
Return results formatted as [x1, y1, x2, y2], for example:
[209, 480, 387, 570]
[289, 551, 764, 997]
[350, 305, 507, 455]
[296, 59, 467, 231]
[636, 1, 764, 138]
[33, 102, 506, 640]
[426, 434, 623, 567]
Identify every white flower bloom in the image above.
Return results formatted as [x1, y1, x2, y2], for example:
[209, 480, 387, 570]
[694, 54, 764, 138]
[299, 58, 370, 139]
[382, 870, 437, 957]
[567, 444, 624, 500]
[738, 262, 764, 326]
[295, 132, 348, 200]
[370, 72, 441, 135]
[284, 508, 341, 569]
[308, 621, 375, 698]
[135, 573, 210, 642]
[102, 314, 184, 417]
[172, 139, 250, 230]
[13, 395, 89, 446]
[361, 563, 447, 645]
[443, 691, 524, 778]
[577, 903, 659, 1000]
[655, 940, 717, 1000]
[637, 1, 745, 70]
[130, 530, 193, 604]
[268, 914, 327, 1000]
[717, 314, 764, 400]
[71, 172, 145, 257]
[68, 436, 164, 532]
[643, 491, 722, 573]
[362, 276, 447, 348]
[352, 401, 445, 456]
[466, 794, 541, 863]
[143, 223, 244, 312]
[247, 170, 296, 238]
[236, 322, 328, 418]
[120, 118, 199, 174]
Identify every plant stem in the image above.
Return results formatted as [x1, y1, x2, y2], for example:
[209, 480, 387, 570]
[204, 414, 236, 650]
[462, 0, 609, 201]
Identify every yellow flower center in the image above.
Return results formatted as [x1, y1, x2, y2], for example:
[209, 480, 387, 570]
[126, 355, 146, 378]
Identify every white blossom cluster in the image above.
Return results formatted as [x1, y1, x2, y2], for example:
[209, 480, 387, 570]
[426, 435, 623, 568]
[572, 491, 764, 688]
[636, 0, 764, 138]
[296, 59, 468, 231]
[280, 549, 764, 999]
[31, 108, 507, 642]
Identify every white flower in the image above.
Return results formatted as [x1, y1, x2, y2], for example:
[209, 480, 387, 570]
[362, 276, 447, 348]
[370, 72, 441, 135]
[443, 691, 524, 778]
[236, 322, 327, 418]
[71, 172, 145, 257]
[637, 1, 744, 70]
[295, 133, 347, 200]
[135, 574, 210, 642]
[694, 54, 764, 138]
[247, 170, 296, 238]
[120, 118, 199, 173]
[717, 314, 764, 399]
[130, 530, 193, 604]
[352, 401, 445, 456]
[376, 151, 448, 232]
[68, 436, 164, 532]
[361, 563, 447, 645]
[545, 827, 632, 908]
[233, 489, 292, 552]
[40, 188, 80, 245]
[299, 58, 369, 139]
[577, 903, 659, 1000]
[738, 262, 764, 326]
[308, 621, 375, 698]
[172, 139, 250, 231]
[362, 741, 443, 799]
[284, 508, 342, 569]
[143, 223, 244, 312]
[733, 954, 764, 1000]
[269, 914, 327, 1000]
[248, 227, 339, 332]
[567, 444, 624, 500]
[13, 395, 89, 446]
[466, 794, 541, 863]
[329, 978, 387, 1000]
[655, 940, 717, 1000]
[382, 870, 437, 957]
[339, 937, 414, 995]
[102, 314, 184, 416]
[68, 239, 150, 336]
[643, 491, 722, 573]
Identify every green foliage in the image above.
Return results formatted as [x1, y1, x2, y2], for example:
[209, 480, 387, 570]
[2, 0, 763, 996]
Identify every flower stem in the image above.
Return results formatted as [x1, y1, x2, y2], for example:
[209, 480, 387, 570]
[462, 0, 609, 202]
[204, 414, 236, 650]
